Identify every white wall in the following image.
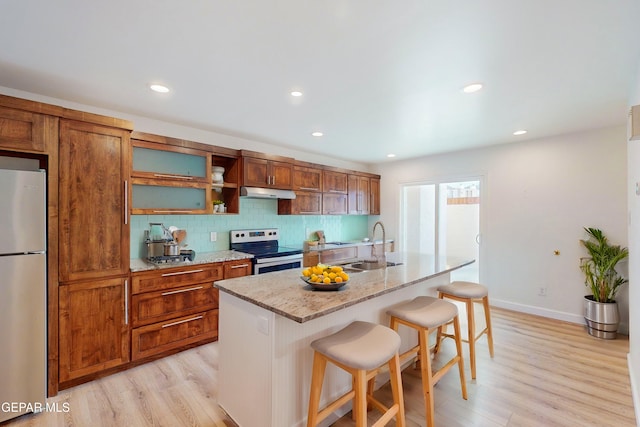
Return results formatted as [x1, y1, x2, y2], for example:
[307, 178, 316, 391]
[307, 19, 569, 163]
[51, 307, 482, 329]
[374, 126, 628, 330]
[627, 59, 640, 424]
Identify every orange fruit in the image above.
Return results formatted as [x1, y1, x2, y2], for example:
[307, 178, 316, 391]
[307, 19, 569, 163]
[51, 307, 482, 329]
[323, 277, 332, 284]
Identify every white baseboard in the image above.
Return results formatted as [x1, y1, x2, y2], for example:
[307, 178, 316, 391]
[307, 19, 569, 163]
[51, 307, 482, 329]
[490, 298, 584, 324]
[490, 298, 630, 335]
[629, 354, 640, 426]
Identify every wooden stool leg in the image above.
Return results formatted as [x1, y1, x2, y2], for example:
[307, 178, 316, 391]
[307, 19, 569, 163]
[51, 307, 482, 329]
[483, 295, 495, 358]
[353, 369, 368, 427]
[418, 327, 435, 427]
[466, 298, 477, 380]
[452, 314, 468, 400]
[388, 353, 406, 427]
[307, 353, 327, 427]
[434, 292, 444, 354]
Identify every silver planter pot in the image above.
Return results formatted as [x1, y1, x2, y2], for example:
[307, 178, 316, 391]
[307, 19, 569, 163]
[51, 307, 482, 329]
[583, 295, 619, 339]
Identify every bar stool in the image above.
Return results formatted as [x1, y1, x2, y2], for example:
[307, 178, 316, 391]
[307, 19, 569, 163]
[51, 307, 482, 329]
[307, 321, 406, 427]
[387, 296, 467, 427]
[436, 281, 494, 379]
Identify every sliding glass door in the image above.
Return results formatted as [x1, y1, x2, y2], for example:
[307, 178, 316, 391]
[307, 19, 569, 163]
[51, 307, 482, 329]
[400, 178, 481, 282]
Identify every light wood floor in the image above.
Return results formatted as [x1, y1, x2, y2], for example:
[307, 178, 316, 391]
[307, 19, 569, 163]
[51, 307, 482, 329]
[3, 308, 636, 427]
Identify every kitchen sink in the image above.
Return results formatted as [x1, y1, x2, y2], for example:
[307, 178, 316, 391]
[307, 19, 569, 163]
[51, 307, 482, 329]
[325, 241, 349, 245]
[348, 260, 403, 271]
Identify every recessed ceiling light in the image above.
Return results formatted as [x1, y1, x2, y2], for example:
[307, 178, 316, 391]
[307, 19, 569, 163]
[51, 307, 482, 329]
[387, 153, 396, 158]
[311, 132, 323, 137]
[513, 130, 527, 135]
[149, 84, 170, 93]
[462, 83, 483, 93]
[291, 91, 303, 97]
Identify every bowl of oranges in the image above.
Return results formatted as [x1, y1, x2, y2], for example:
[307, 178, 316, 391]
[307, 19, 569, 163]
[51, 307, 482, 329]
[301, 264, 350, 291]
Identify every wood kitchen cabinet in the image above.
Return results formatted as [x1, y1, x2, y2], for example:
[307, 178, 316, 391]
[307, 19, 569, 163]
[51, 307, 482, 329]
[131, 134, 212, 214]
[223, 259, 253, 277]
[242, 150, 294, 190]
[278, 162, 323, 215]
[322, 169, 348, 215]
[58, 120, 130, 282]
[130, 263, 225, 361]
[323, 169, 348, 194]
[211, 147, 242, 214]
[58, 277, 130, 383]
[58, 119, 132, 386]
[348, 174, 370, 215]
[0, 104, 57, 153]
[370, 177, 380, 215]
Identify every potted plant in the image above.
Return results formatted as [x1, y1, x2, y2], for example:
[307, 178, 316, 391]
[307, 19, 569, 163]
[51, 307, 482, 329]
[579, 227, 629, 339]
[213, 199, 225, 213]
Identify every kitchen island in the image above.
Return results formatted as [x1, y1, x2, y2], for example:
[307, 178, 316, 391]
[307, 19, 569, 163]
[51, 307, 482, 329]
[214, 253, 473, 427]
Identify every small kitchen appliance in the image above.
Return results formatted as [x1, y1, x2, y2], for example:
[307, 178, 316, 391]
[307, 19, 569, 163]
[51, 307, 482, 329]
[145, 222, 193, 264]
[230, 228, 303, 275]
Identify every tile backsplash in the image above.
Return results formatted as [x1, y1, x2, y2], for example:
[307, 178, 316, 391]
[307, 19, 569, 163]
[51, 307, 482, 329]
[131, 198, 370, 258]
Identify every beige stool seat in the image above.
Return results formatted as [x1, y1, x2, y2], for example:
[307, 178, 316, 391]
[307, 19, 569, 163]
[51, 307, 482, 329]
[437, 281, 494, 379]
[388, 296, 467, 426]
[307, 321, 405, 427]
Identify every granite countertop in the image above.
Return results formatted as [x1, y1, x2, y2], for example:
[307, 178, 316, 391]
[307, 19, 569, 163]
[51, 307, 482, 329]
[214, 252, 473, 323]
[130, 250, 254, 273]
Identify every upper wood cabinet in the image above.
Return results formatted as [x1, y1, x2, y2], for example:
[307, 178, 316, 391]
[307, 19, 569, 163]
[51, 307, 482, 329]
[241, 150, 294, 190]
[131, 135, 212, 215]
[278, 162, 323, 215]
[323, 170, 348, 194]
[211, 146, 241, 214]
[293, 163, 323, 192]
[348, 174, 370, 215]
[370, 177, 380, 215]
[58, 119, 130, 282]
[0, 105, 57, 153]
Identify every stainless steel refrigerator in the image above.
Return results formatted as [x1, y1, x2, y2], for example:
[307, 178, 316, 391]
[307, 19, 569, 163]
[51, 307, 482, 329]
[0, 168, 46, 423]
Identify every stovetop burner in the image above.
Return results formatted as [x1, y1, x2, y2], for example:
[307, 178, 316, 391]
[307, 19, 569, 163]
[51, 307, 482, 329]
[147, 254, 191, 265]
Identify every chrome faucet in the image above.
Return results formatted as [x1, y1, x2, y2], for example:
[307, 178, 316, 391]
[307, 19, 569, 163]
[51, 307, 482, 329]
[371, 221, 386, 266]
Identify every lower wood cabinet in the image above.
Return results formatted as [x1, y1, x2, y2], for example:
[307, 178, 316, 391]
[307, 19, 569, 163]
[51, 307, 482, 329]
[58, 277, 130, 383]
[223, 259, 253, 277]
[130, 263, 224, 361]
[129, 260, 251, 362]
[131, 310, 219, 361]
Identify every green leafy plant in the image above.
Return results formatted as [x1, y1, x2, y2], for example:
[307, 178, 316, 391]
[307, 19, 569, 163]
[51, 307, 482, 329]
[579, 227, 629, 303]
[213, 199, 224, 205]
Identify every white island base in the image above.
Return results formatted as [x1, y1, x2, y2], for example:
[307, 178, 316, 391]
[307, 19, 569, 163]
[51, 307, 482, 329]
[217, 260, 460, 427]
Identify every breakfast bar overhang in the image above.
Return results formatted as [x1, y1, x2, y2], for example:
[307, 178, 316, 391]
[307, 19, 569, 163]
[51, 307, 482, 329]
[214, 253, 474, 427]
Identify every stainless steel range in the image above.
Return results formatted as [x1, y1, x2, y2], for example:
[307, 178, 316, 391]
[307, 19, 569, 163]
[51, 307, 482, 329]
[230, 228, 303, 275]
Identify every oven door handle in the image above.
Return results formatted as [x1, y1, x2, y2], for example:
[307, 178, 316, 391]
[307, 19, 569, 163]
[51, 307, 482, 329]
[254, 253, 304, 264]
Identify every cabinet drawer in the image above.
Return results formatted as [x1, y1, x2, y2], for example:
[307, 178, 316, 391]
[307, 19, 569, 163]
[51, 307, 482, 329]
[131, 310, 218, 361]
[132, 264, 223, 294]
[131, 284, 219, 327]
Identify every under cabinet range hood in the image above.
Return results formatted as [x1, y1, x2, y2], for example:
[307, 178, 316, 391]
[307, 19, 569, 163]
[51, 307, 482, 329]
[240, 186, 296, 199]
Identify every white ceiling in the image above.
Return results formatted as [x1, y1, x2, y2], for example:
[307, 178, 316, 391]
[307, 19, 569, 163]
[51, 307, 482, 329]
[1, 1, 640, 164]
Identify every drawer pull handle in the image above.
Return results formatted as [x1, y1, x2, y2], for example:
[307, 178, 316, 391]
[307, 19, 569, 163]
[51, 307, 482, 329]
[161, 269, 205, 277]
[299, 187, 318, 191]
[230, 264, 250, 269]
[161, 315, 203, 328]
[153, 173, 194, 180]
[161, 286, 204, 296]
